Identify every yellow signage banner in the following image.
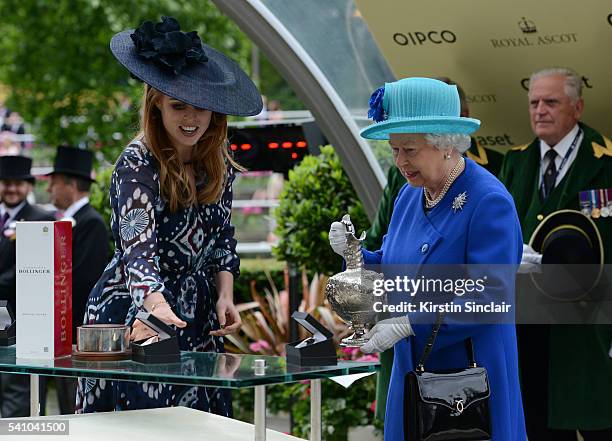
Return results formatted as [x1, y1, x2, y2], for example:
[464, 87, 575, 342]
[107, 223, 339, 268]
[355, 0, 612, 150]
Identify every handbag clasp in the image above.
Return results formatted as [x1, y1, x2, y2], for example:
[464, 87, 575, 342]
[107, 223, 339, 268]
[454, 398, 464, 414]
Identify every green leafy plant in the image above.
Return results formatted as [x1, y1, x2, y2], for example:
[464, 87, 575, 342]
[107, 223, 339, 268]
[226, 268, 350, 356]
[273, 145, 370, 275]
[0, 0, 251, 160]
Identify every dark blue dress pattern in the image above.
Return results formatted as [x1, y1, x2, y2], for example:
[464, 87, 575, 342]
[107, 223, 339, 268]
[77, 141, 239, 415]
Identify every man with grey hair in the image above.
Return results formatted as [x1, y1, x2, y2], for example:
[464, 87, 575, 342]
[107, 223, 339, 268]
[500, 67, 612, 440]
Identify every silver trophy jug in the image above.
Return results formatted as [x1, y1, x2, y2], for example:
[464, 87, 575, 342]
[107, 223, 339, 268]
[325, 214, 384, 347]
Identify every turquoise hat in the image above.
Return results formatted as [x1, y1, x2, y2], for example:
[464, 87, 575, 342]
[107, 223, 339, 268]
[360, 77, 480, 140]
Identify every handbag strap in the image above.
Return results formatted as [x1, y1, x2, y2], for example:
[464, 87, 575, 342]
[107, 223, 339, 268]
[416, 312, 477, 372]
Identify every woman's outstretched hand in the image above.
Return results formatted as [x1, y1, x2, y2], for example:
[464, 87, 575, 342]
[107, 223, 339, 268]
[131, 292, 187, 341]
[210, 298, 241, 337]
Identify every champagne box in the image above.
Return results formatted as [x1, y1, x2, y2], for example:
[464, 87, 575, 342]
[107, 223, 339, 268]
[15, 221, 72, 359]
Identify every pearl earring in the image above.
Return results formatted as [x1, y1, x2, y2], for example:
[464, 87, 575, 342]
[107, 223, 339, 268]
[445, 152, 451, 160]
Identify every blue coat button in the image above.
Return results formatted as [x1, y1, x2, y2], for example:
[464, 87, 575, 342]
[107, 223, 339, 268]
[421, 243, 429, 254]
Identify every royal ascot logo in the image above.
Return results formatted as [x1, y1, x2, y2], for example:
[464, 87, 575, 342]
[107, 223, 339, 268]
[518, 17, 537, 34]
[42, 226, 49, 233]
[490, 17, 578, 48]
[393, 30, 457, 46]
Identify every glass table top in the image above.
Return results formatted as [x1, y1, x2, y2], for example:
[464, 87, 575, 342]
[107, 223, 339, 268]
[0, 347, 378, 388]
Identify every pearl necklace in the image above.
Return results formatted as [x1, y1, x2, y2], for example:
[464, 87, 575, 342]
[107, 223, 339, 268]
[423, 157, 465, 209]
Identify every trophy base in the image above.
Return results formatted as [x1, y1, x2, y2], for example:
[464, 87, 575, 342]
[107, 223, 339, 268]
[340, 333, 369, 348]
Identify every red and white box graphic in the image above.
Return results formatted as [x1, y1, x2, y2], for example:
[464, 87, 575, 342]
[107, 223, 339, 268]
[16, 221, 72, 359]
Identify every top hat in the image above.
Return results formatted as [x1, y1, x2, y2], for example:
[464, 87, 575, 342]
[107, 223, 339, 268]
[110, 16, 262, 116]
[529, 209, 604, 300]
[360, 77, 481, 140]
[47, 145, 95, 182]
[0, 156, 35, 182]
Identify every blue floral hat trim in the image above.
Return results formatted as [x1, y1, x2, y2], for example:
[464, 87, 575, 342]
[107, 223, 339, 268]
[367, 86, 386, 122]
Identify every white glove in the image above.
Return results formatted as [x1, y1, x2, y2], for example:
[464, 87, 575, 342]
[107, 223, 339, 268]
[518, 244, 543, 274]
[361, 316, 414, 353]
[328, 221, 348, 257]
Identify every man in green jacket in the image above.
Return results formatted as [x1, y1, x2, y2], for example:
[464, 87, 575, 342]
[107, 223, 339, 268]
[499, 67, 612, 440]
[364, 77, 504, 419]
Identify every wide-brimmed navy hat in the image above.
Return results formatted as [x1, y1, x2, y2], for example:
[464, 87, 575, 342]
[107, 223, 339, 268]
[47, 145, 95, 182]
[110, 16, 262, 116]
[360, 77, 480, 140]
[0, 156, 35, 183]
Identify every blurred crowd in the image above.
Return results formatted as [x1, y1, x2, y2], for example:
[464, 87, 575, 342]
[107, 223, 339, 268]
[0, 100, 31, 156]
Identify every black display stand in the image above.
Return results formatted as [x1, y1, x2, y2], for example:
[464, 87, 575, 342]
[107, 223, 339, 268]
[0, 301, 16, 346]
[131, 311, 180, 363]
[286, 311, 337, 366]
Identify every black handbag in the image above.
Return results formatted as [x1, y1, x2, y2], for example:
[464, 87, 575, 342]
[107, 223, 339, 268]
[404, 313, 492, 440]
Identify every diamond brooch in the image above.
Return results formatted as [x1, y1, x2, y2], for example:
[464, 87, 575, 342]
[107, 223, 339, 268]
[452, 191, 468, 212]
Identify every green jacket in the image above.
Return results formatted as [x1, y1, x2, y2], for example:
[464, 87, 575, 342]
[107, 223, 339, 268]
[499, 122, 612, 429]
[365, 139, 504, 419]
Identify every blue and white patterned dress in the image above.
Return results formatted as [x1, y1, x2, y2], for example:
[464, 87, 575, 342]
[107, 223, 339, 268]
[77, 140, 239, 415]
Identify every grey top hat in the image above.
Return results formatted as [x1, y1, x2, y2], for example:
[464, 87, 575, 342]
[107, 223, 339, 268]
[110, 16, 262, 116]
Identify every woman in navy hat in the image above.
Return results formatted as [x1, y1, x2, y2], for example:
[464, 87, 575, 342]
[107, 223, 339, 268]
[77, 17, 262, 415]
[329, 78, 526, 440]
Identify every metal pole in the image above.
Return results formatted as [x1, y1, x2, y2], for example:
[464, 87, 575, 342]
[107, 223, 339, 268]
[287, 262, 301, 434]
[288, 262, 301, 343]
[254, 385, 266, 441]
[310, 379, 322, 441]
[30, 374, 40, 416]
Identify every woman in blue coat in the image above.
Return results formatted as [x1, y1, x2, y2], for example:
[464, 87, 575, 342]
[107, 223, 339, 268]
[329, 78, 526, 440]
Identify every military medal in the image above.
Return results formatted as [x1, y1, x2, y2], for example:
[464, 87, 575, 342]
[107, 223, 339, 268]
[590, 190, 601, 219]
[601, 189, 610, 218]
[579, 191, 591, 217]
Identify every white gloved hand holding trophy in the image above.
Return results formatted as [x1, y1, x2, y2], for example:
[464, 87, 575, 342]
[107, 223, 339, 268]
[360, 316, 414, 354]
[328, 214, 355, 257]
[327, 214, 413, 350]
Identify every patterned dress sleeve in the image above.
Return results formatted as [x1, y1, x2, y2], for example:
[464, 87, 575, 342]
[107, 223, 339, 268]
[208, 164, 240, 278]
[114, 146, 170, 308]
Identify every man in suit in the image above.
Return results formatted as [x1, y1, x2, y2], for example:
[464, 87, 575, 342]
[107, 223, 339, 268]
[0, 155, 55, 417]
[365, 77, 505, 420]
[46, 146, 109, 414]
[499, 67, 612, 440]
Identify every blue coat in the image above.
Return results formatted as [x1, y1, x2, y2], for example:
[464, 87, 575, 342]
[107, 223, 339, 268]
[363, 158, 526, 441]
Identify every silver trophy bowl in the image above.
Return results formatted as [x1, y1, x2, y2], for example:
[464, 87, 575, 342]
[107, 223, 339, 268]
[325, 215, 383, 347]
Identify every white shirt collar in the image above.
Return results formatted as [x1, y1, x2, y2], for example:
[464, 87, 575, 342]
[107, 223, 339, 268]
[539, 124, 580, 161]
[63, 196, 89, 219]
[0, 201, 27, 223]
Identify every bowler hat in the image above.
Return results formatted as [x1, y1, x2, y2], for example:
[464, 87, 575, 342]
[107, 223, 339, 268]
[0, 156, 35, 182]
[47, 145, 95, 182]
[529, 209, 604, 300]
[360, 77, 480, 140]
[110, 16, 262, 116]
